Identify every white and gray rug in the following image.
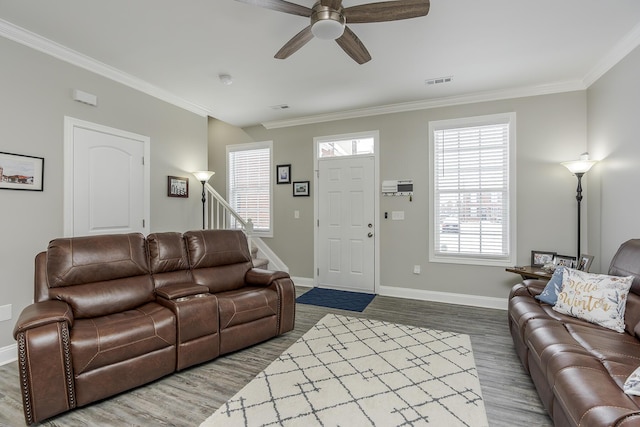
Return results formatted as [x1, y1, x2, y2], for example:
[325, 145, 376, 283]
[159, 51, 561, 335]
[201, 314, 488, 426]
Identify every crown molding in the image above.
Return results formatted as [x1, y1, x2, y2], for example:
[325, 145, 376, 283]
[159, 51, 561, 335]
[261, 80, 586, 129]
[583, 21, 640, 88]
[0, 18, 211, 117]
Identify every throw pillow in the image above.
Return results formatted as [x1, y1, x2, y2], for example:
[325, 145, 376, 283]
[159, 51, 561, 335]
[553, 268, 633, 333]
[624, 366, 640, 396]
[536, 266, 566, 305]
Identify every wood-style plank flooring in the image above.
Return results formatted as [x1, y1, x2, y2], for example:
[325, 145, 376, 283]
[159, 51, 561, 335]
[0, 287, 551, 426]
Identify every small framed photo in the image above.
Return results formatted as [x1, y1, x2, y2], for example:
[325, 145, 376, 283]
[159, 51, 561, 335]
[577, 254, 594, 272]
[531, 250, 556, 267]
[276, 164, 291, 184]
[555, 255, 577, 268]
[0, 151, 44, 191]
[293, 181, 310, 197]
[168, 176, 189, 198]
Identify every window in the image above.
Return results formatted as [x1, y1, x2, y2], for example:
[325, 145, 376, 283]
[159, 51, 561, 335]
[429, 113, 516, 266]
[227, 141, 272, 237]
[317, 135, 374, 158]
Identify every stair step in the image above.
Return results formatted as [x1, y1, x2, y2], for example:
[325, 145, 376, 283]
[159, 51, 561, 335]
[253, 258, 269, 269]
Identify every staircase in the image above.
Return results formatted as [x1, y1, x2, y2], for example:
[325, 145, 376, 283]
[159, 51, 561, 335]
[204, 183, 288, 272]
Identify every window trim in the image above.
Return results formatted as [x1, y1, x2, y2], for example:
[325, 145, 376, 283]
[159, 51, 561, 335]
[226, 140, 273, 238]
[428, 113, 517, 267]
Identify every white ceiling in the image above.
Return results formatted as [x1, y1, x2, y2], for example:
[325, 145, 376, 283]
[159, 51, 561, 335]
[1, 1, 640, 128]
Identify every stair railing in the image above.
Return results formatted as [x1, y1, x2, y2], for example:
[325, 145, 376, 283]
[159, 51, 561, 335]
[204, 183, 289, 272]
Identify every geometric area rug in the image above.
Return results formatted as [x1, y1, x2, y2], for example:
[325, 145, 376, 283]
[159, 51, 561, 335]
[201, 314, 488, 426]
[296, 287, 376, 312]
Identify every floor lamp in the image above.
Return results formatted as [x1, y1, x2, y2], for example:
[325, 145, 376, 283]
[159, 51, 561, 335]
[193, 171, 215, 229]
[561, 153, 596, 261]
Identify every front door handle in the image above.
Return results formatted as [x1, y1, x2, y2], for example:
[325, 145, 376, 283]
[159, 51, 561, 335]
[368, 232, 373, 238]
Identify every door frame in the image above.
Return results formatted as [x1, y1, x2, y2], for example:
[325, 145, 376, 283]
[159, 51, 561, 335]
[63, 116, 150, 237]
[313, 130, 380, 293]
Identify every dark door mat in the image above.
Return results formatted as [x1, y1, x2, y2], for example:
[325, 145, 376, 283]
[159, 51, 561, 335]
[296, 287, 376, 312]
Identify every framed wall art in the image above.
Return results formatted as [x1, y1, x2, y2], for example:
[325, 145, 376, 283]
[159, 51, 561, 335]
[0, 151, 44, 191]
[276, 164, 291, 184]
[168, 175, 189, 198]
[530, 250, 556, 267]
[293, 181, 309, 197]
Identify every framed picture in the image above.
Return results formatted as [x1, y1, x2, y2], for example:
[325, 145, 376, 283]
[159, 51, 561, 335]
[276, 164, 291, 184]
[293, 181, 310, 197]
[531, 250, 556, 267]
[555, 255, 577, 268]
[168, 175, 189, 198]
[0, 151, 44, 191]
[577, 254, 594, 272]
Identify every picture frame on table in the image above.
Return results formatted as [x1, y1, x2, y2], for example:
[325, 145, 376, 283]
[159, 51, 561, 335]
[577, 254, 594, 272]
[168, 175, 189, 198]
[276, 164, 291, 184]
[0, 151, 44, 191]
[555, 255, 577, 268]
[293, 181, 310, 197]
[531, 250, 556, 267]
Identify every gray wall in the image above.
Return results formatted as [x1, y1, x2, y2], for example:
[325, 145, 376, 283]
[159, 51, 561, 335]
[0, 37, 208, 349]
[587, 45, 640, 273]
[209, 91, 588, 300]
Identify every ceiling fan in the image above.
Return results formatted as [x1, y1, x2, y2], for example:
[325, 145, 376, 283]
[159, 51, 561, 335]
[235, 0, 430, 64]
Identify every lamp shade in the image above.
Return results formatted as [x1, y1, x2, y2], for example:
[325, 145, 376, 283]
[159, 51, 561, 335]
[193, 171, 215, 182]
[561, 153, 596, 175]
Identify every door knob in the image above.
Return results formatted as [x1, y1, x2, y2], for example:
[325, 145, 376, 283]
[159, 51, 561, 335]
[368, 232, 373, 238]
[368, 223, 373, 228]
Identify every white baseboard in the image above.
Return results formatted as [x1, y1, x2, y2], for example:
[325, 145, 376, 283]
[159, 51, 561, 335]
[291, 276, 314, 287]
[291, 278, 507, 310]
[378, 285, 508, 311]
[0, 343, 17, 366]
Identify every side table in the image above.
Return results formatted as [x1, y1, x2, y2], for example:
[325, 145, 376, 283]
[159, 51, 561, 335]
[505, 265, 552, 280]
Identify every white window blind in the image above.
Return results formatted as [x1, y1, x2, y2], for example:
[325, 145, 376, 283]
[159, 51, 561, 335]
[227, 142, 272, 235]
[430, 113, 515, 266]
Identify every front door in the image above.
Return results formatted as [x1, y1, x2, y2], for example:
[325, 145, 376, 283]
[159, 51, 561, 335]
[317, 155, 375, 293]
[64, 117, 149, 237]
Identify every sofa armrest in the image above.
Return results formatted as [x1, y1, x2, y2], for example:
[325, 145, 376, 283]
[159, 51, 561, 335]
[245, 268, 290, 286]
[13, 300, 74, 339]
[156, 283, 210, 300]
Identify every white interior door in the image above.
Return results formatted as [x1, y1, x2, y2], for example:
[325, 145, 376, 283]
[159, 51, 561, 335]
[64, 117, 150, 237]
[318, 156, 375, 293]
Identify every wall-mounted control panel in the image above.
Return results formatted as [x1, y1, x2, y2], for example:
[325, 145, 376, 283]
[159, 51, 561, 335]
[382, 179, 413, 196]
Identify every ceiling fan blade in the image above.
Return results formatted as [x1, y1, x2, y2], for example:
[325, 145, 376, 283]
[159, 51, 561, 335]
[275, 26, 314, 59]
[345, 0, 430, 23]
[336, 26, 371, 64]
[320, 0, 343, 9]
[235, 0, 312, 17]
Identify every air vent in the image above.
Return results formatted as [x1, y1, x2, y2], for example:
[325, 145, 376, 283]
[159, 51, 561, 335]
[425, 76, 453, 86]
[269, 104, 290, 110]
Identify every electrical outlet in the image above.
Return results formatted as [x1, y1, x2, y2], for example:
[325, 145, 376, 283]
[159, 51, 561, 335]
[413, 265, 421, 274]
[0, 304, 11, 322]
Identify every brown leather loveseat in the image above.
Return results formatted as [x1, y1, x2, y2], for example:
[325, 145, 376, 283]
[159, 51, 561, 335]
[509, 239, 640, 426]
[13, 229, 295, 425]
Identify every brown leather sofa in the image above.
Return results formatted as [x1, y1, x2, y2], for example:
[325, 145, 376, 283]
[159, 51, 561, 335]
[13, 229, 295, 425]
[509, 239, 640, 426]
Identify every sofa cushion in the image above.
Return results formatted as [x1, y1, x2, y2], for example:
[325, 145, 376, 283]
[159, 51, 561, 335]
[70, 302, 175, 375]
[554, 269, 633, 332]
[536, 266, 565, 305]
[184, 230, 253, 292]
[217, 287, 278, 329]
[147, 232, 193, 289]
[45, 233, 154, 318]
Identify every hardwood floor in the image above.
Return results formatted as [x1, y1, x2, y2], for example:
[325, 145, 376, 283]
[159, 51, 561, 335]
[0, 287, 551, 426]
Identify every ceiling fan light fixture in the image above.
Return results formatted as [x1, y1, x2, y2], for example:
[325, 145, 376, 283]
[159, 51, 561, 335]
[311, 4, 345, 40]
[311, 19, 345, 40]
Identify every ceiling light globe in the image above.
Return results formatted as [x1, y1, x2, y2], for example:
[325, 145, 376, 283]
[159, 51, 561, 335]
[311, 19, 345, 40]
